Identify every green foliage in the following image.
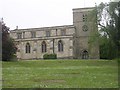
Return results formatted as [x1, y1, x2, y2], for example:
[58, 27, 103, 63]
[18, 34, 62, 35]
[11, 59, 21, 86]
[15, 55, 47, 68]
[90, 2, 120, 59]
[2, 60, 118, 88]
[43, 53, 57, 59]
[2, 21, 17, 61]
[99, 34, 117, 59]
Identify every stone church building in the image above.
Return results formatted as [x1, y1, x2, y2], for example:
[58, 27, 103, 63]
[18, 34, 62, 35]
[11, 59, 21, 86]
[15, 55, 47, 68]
[10, 7, 99, 60]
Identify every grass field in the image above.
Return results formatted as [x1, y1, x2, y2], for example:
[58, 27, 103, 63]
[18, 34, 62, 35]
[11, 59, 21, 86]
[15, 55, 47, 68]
[2, 60, 118, 88]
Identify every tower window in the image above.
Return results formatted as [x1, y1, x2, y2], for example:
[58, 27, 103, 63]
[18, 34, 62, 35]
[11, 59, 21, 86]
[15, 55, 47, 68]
[83, 14, 87, 22]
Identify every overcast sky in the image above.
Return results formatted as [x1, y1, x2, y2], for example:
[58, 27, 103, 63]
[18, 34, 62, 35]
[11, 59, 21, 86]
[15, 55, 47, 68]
[1, 0, 111, 30]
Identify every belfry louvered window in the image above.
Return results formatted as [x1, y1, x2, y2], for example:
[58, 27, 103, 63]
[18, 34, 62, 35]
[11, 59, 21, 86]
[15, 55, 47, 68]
[83, 14, 87, 22]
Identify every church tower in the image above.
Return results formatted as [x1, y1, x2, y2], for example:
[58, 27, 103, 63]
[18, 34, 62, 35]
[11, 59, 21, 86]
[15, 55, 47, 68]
[73, 7, 99, 59]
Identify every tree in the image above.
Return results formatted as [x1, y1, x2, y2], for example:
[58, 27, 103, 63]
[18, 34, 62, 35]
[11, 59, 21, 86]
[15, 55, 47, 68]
[88, 1, 120, 59]
[1, 19, 17, 61]
[96, 1, 120, 59]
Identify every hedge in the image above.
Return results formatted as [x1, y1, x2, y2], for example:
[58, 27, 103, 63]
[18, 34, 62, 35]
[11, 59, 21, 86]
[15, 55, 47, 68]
[43, 53, 57, 59]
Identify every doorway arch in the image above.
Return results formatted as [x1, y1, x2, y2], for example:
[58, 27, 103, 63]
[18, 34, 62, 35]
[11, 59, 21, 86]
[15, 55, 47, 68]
[82, 50, 89, 59]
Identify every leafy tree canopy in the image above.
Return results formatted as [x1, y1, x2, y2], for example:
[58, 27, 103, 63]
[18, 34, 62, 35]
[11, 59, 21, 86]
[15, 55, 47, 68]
[1, 19, 17, 61]
[96, 1, 120, 59]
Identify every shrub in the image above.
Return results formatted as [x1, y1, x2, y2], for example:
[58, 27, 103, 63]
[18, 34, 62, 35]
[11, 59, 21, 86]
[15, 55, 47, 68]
[43, 53, 57, 59]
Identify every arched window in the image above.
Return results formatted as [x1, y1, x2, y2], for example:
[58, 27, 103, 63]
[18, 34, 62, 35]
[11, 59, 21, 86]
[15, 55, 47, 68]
[26, 43, 31, 53]
[82, 50, 89, 59]
[58, 40, 63, 52]
[42, 41, 47, 53]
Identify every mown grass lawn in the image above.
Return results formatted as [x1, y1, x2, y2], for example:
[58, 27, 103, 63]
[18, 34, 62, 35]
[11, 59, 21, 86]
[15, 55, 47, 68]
[2, 60, 118, 88]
